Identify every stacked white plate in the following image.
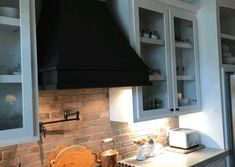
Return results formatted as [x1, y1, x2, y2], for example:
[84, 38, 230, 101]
[0, 7, 19, 18]
[223, 57, 235, 64]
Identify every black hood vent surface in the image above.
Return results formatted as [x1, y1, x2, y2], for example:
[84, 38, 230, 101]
[37, 0, 151, 89]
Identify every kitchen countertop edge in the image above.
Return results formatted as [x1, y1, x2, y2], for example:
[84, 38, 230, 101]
[120, 147, 230, 167]
[191, 148, 230, 167]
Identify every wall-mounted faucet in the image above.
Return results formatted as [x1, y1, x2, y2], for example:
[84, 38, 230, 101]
[39, 108, 80, 138]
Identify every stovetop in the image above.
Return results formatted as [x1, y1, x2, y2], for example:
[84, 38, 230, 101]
[117, 161, 135, 167]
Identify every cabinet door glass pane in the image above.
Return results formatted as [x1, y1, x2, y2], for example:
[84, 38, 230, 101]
[0, 84, 23, 131]
[139, 8, 170, 111]
[0, 30, 21, 75]
[142, 82, 168, 110]
[0, 0, 22, 131]
[174, 17, 197, 107]
[220, 7, 235, 36]
[220, 7, 235, 65]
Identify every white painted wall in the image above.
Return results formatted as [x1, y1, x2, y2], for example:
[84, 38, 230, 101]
[179, 0, 225, 149]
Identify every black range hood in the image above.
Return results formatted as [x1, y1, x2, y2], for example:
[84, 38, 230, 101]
[37, 0, 151, 89]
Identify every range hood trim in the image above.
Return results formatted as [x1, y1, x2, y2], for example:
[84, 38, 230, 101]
[39, 68, 151, 90]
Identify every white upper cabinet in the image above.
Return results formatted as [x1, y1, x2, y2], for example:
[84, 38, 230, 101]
[109, 0, 201, 122]
[0, 0, 39, 146]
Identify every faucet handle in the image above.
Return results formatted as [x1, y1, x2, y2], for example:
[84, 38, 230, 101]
[39, 122, 47, 137]
[63, 108, 71, 120]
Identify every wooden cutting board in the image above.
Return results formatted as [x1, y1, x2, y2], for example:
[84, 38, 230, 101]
[50, 145, 97, 167]
[164, 145, 205, 154]
[48, 145, 69, 167]
[53, 152, 96, 167]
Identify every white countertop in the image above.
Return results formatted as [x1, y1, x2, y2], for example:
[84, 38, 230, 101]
[121, 147, 229, 167]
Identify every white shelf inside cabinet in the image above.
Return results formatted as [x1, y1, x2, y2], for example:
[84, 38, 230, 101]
[140, 37, 165, 46]
[0, 75, 22, 83]
[221, 64, 235, 69]
[221, 33, 235, 41]
[149, 74, 166, 81]
[0, 16, 20, 31]
[156, 0, 199, 13]
[175, 42, 193, 49]
[177, 75, 195, 80]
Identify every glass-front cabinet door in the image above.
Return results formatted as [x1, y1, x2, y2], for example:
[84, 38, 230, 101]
[169, 8, 200, 113]
[0, 0, 38, 146]
[109, 0, 201, 123]
[133, 1, 173, 121]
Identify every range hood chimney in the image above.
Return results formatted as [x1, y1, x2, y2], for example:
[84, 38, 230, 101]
[37, 0, 151, 89]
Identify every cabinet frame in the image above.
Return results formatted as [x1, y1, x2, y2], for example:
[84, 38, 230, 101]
[132, 0, 201, 121]
[0, 0, 39, 147]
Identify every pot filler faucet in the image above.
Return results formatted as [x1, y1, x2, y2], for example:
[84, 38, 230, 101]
[39, 108, 80, 138]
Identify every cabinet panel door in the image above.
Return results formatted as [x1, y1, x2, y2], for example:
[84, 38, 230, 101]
[169, 8, 201, 113]
[0, 0, 38, 146]
[133, 0, 173, 121]
[205, 159, 226, 167]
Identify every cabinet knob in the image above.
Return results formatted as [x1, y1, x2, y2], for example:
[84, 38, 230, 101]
[170, 108, 174, 112]
[175, 108, 180, 111]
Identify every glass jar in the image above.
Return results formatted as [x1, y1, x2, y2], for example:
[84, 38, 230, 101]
[136, 145, 145, 161]
[148, 139, 155, 157]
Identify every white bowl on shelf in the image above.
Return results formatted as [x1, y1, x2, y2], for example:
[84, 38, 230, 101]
[0, 7, 19, 18]
[13, 71, 21, 75]
[179, 98, 190, 106]
[223, 52, 232, 57]
[223, 57, 235, 64]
